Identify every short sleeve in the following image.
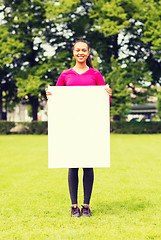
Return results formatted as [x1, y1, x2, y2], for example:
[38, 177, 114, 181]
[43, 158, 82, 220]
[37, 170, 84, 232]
[56, 73, 65, 86]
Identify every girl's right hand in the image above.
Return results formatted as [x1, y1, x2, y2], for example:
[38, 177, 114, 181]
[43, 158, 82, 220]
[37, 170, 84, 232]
[45, 89, 52, 99]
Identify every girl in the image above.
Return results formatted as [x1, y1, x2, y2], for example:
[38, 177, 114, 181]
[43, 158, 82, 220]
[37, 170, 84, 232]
[46, 40, 112, 217]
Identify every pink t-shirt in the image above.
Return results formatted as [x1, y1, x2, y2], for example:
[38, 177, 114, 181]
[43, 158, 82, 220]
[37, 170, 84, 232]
[56, 68, 111, 102]
[56, 68, 105, 86]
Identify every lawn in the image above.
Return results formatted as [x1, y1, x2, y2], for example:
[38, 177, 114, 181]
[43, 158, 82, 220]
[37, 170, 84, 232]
[0, 134, 161, 240]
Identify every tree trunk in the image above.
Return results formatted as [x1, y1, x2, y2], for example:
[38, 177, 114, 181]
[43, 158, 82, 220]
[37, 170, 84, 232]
[0, 82, 2, 120]
[29, 96, 39, 121]
[113, 34, 119, 59]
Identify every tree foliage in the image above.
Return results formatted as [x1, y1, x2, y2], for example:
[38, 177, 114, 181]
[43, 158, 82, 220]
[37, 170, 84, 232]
[0, 23, 24, 120]
[141, 0, 161, 53]
[0, 0, 161, 120]
[1, 0, 64, 120]
[105, 56, 130, 119]
[156, 89, 161, 119]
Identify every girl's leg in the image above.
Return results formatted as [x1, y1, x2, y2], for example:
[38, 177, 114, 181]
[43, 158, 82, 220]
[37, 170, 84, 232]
[68, 168, 79, 205]
[83, 168, 94, 204]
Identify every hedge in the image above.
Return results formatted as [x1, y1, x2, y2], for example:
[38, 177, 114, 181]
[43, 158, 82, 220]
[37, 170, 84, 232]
[26, 121, 48, 134]
[110, 121, 161, 134]
[0, 121, 47, 135]
[0, 121, 16, 134]
[1, 121, 161, 135]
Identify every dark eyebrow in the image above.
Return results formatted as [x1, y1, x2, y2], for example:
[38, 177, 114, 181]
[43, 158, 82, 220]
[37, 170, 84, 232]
[75, 48, 87, 50]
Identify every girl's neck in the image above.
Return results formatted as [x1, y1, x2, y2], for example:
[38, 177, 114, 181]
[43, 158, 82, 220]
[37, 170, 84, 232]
[74, 62, 89, 70]
[73, 63, 89, 74]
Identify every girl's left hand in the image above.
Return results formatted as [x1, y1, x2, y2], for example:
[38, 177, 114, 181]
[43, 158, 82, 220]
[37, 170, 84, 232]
[105, 84, 112, 96]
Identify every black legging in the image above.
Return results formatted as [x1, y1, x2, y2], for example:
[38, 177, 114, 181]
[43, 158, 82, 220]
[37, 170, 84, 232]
[68, 168, 94, 205]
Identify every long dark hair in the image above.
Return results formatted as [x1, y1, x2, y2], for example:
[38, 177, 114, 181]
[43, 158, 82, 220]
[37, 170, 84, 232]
[73, 40, 93, 68]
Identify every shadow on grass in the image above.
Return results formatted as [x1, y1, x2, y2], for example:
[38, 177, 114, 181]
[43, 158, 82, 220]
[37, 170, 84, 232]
[93, 198, 153, 215]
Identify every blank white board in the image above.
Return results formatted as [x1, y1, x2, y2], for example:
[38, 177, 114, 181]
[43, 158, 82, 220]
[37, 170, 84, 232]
[48, 86, 110, 168]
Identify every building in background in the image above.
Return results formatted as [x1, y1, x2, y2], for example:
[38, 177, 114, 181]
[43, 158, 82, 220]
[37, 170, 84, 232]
[127, 103, 157, 122]
[7, 102, 48, 122]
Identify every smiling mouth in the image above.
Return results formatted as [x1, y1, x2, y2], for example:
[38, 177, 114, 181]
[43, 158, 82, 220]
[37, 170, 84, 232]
[78, 56, 84, 59]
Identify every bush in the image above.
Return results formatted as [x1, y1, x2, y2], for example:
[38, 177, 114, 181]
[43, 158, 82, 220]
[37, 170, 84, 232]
[1, 121, 161, 135]
[110, 121, 161, 134]
[0, 121, 47, 135]
[0, 121, 15, 134]
[26, 121, 48, 134]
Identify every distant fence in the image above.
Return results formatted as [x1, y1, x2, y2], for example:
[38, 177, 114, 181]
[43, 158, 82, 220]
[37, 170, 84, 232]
[0, 121, 161, 135]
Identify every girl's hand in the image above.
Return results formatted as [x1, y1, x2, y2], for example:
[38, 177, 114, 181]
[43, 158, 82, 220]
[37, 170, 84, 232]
[45, 89, 52, 99]
[105, 84, 112, 96]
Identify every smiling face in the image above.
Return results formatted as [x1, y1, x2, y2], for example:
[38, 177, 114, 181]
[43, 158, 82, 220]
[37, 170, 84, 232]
[73, 42, 89, 64]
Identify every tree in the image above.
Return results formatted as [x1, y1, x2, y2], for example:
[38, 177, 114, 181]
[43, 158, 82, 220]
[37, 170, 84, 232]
[89, 0, 160, 114]
[105, 57, 130, 119]
[36, 0, 161, 119]
[1, 0, 60, 120]
[156, 89, 161, 119]
[1, 0, 161, 121]
[0, 24, 24, 120]
[141, 0, 161, 54]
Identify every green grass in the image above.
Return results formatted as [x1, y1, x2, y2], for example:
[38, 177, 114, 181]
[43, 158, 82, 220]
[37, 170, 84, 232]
[0, 134, 161, 240]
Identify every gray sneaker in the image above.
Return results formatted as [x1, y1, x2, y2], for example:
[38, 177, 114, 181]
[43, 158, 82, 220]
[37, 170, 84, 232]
[81, 205, 91, 217]
[71, 206, 80, 218]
